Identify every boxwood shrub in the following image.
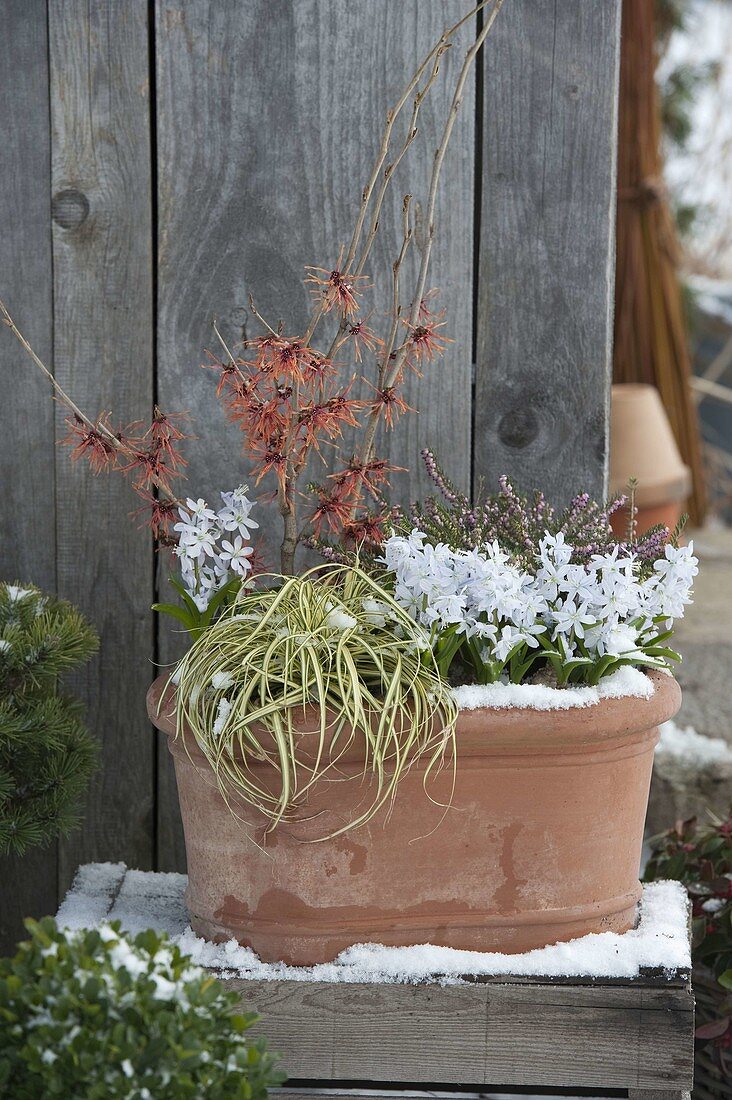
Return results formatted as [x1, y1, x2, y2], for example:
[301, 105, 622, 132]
[0, 917, 284, 1099]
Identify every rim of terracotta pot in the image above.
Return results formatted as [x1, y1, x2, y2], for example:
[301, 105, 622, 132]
[147, 668, 680, 762]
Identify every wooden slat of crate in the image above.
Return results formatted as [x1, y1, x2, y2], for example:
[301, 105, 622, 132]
[225, 973, 694, 1092]
[273, 1093, 691, 1100]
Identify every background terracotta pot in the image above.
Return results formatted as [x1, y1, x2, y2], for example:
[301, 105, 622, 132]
[609, 383, 691, 537]
[147, 671, 681, 966]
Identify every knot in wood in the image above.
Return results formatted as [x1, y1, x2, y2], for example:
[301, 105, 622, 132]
[52, 188, 90, 229]
[498, 405, 539, 450]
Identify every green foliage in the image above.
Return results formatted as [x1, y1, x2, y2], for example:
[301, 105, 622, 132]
[171, 564, 458, 836]
[153, 575, 243, 638]
[661, 59, 719, 150]
[644, 810, 732, 1053]
[0, 917, 283, 1099]
[655, 0, 719, 243]
[0, 582, 98, 855]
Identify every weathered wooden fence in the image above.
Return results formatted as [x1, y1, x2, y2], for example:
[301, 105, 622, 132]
[0, 0, 621, 949]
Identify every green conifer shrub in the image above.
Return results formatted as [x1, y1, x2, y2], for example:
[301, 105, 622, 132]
[0, 582, 98, 854]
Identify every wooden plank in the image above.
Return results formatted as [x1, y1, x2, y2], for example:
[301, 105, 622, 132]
[628, 1092, 691, 1100]
[154, 0, 475, 870]
[55, 861, 127, 929]
[48, 0, 155, 892]
[270, 1094, 479, 1100]
[0, 0, 57, 954]
[229, 978, 693, 1090]
[474, 0, 622, 504]
[272, 1094, 484, 1100]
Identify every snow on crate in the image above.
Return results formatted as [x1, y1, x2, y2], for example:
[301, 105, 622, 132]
[57, 866, 690, 984]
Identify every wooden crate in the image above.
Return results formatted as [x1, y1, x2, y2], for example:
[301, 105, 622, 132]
[57, 863, 695, 1099]
[229, 970, 694, 1098]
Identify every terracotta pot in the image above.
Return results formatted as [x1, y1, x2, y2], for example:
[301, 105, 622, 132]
[609, 383, 691, 538]
[147, 671, 681, 965]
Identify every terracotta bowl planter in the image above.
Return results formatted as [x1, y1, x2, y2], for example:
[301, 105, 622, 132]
[147, 671, 681, 966]
[609, 383, 691, 538]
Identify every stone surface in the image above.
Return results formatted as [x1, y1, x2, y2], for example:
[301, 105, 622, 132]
[673, 527, 732, 743]
[648, 748, 732, 836]
[647, 526, 732, 833]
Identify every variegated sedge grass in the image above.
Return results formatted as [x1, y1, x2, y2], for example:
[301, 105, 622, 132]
[170, 563, 458, 839]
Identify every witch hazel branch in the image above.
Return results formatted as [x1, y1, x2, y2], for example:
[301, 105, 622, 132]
[1, 0, 506, 605]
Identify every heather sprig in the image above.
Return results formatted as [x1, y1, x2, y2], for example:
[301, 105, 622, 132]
[403, 449, 674, 573]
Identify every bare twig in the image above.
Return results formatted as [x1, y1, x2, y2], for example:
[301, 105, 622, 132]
[212, 318, 240, 368]
[381, 193, 415, 385]
[343, 0, 493, 275]
[387, 0, 506, 390]
[351, 0, 506, 483]
[303, 0, 497, 349]
[295, 1, 506, 552]
[352, 47, 446, 281]
[0, 297, 181, 505]
[247, 294, 280, 338]
[0, 298, 113, 443]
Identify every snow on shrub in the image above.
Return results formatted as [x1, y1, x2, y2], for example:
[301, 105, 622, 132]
[0, 917, 283, 1099]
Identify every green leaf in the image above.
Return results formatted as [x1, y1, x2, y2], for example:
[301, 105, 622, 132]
[719, 969, 732, 991]
[151, 603, 195, 628]
[167, 577, 202, 618]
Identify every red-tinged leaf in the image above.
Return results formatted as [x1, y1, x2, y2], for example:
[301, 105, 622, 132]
[695, 1016, 731, 1040]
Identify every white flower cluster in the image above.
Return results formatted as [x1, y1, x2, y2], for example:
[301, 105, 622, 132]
[383, 530, 698, 672]
[173, 487, 258, 611]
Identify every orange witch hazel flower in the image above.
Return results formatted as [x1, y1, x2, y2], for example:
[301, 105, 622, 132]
[418, 288, 440, 321]
[347, 314, 384, 362]
[367, 385, 414, 429]
[266, 338, 309, 381]
[203, 349, 246, 396]
[122, 448, 184, 495]
[403, 314, 453, 363]
[305, 248, 369, 317]
[309, 484, 355, 535]
[62, 415, 117, 473]
[250, 436, 288, 487]
[302, 350, 338, 384]
[132, 493, 179, 540]
[343, 510, 390, 547]
[239, 396, 290, 441]
[144, 408, 190, 467]
[329, 457, 402, 499]
[296, 388, 364, 455]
